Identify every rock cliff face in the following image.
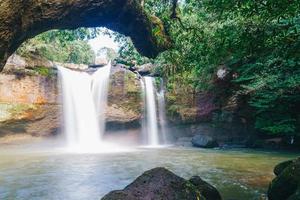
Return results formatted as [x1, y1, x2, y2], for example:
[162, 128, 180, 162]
[106, 66, 142, 130]
[0, 74, 58, 104]
[0, 104, 61, 138]
[0, 55, 61, 139]
[164, 67, 254, 146]
[166, 91, 217, 124]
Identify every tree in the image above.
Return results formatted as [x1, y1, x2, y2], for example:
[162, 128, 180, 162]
[123, 0, 300, 136]
[97, 47, 118, 61]
[17, 29, 96, 64]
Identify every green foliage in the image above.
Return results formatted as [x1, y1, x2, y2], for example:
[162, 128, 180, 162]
[17, 28, 96, 64]
[141, 0, 300, 135]
[33, 66, 54, 77]
[114, 35, 150, 66]
[97, 47, 118, 61]
[8, 103, 37, 119]
[15, 1, 300, 136]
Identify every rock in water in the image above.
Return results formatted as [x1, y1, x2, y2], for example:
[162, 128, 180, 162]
[268, 157, 300, 200]
[273, 160, 293, 176]
[189, 176, 223, 200]
[191, 135, 219, 148]
[102, 167, 222, 200]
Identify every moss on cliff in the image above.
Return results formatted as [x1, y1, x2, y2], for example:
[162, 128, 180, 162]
[32, 66, 55, 77]
[108, 70, 142, 114]
[0, 103, 38, 122]
[0, 103, 60, 138]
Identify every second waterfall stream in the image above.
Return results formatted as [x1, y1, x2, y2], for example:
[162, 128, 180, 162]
[142, 76, 167, 146]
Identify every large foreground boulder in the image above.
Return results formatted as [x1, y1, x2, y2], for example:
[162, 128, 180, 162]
[268, 157, 300, 200]
[191, 135, 219, 148]
[102, 167, 222, 200]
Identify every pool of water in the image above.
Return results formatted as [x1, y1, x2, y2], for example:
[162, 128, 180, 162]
[0, 146, 299, 200]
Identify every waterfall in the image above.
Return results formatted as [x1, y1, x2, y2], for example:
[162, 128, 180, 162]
[144, 77, 159, 146]
[58, 63, 111, 151]
[141, 77, 168, 146]
[92, 65, 111, 136]
[157, 79, 167, 143]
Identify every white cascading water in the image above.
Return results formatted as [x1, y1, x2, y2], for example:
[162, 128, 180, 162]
[144, 77, 159, 146]
[92, 65, 111, 136]
[58, 63, 111, 152]
[157, 79, 167, 144]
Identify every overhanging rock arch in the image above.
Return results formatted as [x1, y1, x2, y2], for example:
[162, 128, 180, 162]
[0, 0, 171, 71]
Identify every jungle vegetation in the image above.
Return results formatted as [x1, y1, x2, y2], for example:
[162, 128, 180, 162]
[17, 0, 300, 136]
[17, 28, 97, 64]
[119, 0, 300, 136]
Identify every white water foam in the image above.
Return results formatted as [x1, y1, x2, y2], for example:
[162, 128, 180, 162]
[58, 63, 112, 152]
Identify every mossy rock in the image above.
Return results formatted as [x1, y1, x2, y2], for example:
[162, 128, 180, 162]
[274, 160, 294, 176]
[268, 158, 300, 200]
[108, 69, 142, 114]
[102, 167, 221, 200]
